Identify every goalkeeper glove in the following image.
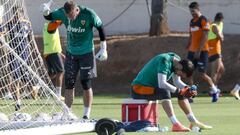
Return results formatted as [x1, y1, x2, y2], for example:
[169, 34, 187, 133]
[178, 86, 197, 98]
[40, 1, 52, 16]
[96, 41, 108, 61]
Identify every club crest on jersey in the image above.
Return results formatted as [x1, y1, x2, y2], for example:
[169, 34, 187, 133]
[81, 20, 86, 26]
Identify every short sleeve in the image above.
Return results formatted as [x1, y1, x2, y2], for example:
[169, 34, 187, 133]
[201, 16, 210, 31]
[89, 9, 102, 28]
[157, 57, 170, 75]
[51, 8, 65, 21]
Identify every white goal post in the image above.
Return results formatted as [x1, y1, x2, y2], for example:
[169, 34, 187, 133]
[0, 0, 96, 134]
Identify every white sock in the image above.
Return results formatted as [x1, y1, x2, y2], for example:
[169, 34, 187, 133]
[170, 115, 180, 124]
[210, 85, 218, 93]
[187, 113, 198, 123]
[16, 99, 21, 105]
[56, 87, 62, 97]
[232, 84, 240, 92]
[83, 107, 91, 118]
[8, 91, 12, 96]
[6, 91, 13, 98]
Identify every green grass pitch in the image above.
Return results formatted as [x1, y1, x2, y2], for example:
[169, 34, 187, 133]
[71, 94, 240, 135]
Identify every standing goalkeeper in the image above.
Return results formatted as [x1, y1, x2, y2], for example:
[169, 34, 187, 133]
[42, 0, 107, 119]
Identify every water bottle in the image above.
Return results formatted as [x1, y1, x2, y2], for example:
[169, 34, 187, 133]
[190, 85, 197, 91]
[190, 85, 197, 97]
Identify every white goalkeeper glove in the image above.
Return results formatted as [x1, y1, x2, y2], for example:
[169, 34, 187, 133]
[96, 41, 108, 61]
[40, 0, 52, 16]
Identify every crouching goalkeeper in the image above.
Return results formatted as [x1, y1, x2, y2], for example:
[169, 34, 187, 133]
[131, 52, 212, 132]
[42, 1, 107, 119]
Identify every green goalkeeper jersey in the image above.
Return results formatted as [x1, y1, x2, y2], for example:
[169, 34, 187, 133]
[132, 53, 181, 88]
[51, 6, 103, 55]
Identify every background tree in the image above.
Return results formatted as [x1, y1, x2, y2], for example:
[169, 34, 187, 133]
[149, 0, 169, 36]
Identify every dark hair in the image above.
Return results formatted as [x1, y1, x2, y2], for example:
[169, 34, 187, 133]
[189, 2, 199, 9]
[179, 59, 195, 77]
[64, 0, 76, 14]
[214, 12, 224, 21]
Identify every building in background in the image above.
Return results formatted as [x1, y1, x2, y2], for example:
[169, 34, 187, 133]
[25, 0, 240, 35]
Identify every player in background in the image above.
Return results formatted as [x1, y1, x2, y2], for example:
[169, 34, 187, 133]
[187, 2, 220, 103]
[42, 0, 108, 119]
[7, 6, 30, 111]
[208, 12, 225, 87]
[0, 5, 4, 39]
[6, 6, 39, 111]
[43, 20, 65, 100]
[230, 53, 240, 100]
[132, 52, 212, 132]
[0, 5, 14, 100]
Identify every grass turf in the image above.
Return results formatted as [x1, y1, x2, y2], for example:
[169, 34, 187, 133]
[71, 94, 240, 135]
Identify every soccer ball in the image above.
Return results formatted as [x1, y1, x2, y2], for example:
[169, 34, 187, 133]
[0, 112, 9, 122]
[192, 126, 201, 132]
[10, 112, 32, 121]
[51, 112, 63, 121]
[33, 113, 51, 122]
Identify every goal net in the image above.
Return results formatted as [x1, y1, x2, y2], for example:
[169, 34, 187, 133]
[0, 0, 96, 134]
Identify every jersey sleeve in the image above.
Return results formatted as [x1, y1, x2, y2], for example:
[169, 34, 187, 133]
[47, 20, 62, 33]
[172, 74, 187, 89]
[89, 9, 103, 28]
[157, 57, 170, 75]
[51, 8, 65, 21]
[201, 16, 210, 31]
